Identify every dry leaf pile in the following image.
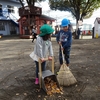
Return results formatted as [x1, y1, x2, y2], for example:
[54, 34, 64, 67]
[44, 77, 63, 95]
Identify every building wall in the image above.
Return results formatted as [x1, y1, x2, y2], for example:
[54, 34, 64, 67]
[98, 25, 100, 36]
[0, 20, 19, 35]
[0, 21, 7, 35]
[0, 0, 21, 21]
[0, 0, 21, 35]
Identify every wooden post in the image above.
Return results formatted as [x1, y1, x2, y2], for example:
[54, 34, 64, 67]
[52, 56, 54, 74]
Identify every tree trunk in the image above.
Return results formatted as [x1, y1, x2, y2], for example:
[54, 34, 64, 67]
[74, 18, 79, 39]
[19, 0, 24, 7]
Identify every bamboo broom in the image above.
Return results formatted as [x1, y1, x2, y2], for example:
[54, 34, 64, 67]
[57, 45, 77, 86]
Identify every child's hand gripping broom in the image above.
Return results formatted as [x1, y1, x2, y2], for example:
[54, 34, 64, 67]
[57, 45, 77, 86]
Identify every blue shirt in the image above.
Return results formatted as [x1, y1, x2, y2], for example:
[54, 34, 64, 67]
[56, 30, 72, 48]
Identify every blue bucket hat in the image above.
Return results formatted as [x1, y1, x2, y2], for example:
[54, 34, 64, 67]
[61, 18, 69, 27]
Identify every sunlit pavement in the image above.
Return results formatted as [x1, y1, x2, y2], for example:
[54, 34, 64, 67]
[79, 35, 92, 39]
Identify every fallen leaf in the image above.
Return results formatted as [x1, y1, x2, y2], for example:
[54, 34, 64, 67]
[58, 95, 61, 97]
[16, 93, 19, 96]
[61, 92, 63, 94]
[23, 93, 27, 96]
[38, 95, 41, 98]
[37, 89, 40, 92]
[86, 68, 88, 70]
[44, 98, 46, 100]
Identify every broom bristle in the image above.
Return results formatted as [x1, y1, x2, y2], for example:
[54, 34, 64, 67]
[57, 64, 77, 86]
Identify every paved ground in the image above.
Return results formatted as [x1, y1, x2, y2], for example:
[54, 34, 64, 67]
[0, 36, 100, 100]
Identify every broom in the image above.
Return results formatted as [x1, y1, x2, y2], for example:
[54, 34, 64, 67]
[57, 45, 77, 86]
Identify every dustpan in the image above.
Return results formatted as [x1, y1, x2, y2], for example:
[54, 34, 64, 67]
[38, 57, 61, 95]
[57, 45, 77, 86]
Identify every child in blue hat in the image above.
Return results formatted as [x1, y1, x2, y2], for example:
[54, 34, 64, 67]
[56, 18, 72, 68]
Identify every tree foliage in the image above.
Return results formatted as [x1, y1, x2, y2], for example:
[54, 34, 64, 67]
[49, 0, 100, 22]
[18, 0, 100, 24]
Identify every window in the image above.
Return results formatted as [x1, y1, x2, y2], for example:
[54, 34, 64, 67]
[0, 22, 5, 31]
[0, 4, 2, 16]
[7, 5, 15, 13]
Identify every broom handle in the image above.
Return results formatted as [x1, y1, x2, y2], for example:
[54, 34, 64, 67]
[61, 45, 65, 63]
